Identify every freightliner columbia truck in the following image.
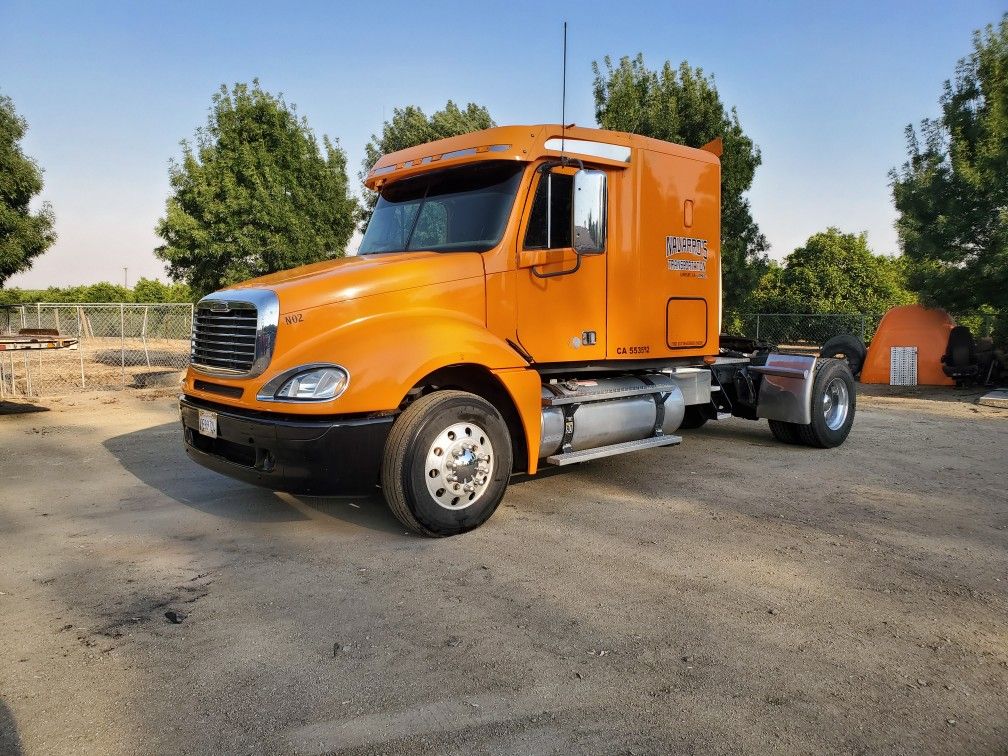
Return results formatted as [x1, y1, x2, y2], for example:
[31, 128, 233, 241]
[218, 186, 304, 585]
[179, 125, 856, 536]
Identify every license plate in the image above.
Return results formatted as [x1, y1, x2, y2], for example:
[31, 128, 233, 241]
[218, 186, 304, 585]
[197, 409, 218, 438]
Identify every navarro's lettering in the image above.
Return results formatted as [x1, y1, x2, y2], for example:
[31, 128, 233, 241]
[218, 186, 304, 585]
[665, 236, 709, 259]
[665, 235, 710, 278]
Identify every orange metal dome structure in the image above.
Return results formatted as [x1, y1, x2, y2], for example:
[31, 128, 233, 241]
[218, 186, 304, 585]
[861, 305, 955, 386]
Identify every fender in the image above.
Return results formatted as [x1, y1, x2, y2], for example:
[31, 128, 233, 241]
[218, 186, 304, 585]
[271, 306, 543, 473]
[491, 366, 544, 475]
[264, 306, 530, 415]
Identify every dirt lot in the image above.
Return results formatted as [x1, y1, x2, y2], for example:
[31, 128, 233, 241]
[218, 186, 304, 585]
[1, 386, 1006, 754]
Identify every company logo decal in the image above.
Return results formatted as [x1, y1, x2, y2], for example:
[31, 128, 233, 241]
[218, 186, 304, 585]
[665, 236, 709, 278]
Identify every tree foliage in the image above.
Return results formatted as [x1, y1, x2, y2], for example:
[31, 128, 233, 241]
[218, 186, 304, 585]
[132, 277, 193, 303]
[592, 55, 768, 308]
[359, 101, 495, 228]
[156, 81, 357, 298]
[891, 15, 1008, 321]
[752, 228, 915, 314]
[0, 93, 56, 287]
[0, 277, 192, 305]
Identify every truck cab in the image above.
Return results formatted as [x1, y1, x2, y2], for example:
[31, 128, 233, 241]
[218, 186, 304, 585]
[179, 125, 856, 536]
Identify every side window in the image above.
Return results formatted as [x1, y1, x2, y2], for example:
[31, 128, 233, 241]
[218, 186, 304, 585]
[523, 170, 574, 249]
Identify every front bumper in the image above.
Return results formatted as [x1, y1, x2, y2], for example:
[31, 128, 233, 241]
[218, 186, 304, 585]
[180, 396, 394, 496]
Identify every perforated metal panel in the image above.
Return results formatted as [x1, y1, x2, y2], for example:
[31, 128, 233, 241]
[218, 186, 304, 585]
[890, 346, 918, 386]
[979, 389, 1008, 408]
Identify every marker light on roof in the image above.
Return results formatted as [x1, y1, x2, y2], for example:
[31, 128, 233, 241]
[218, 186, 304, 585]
[371, 144, 515, 177]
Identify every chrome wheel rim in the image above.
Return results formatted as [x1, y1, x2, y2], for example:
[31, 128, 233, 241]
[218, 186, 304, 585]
[424, 421, 494, 510]
[822, 377, 850, 431]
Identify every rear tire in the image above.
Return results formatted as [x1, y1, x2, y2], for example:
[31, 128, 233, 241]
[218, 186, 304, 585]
[768, 420, 800, 444]
[381, 390, 512, 537]
[794, 359, 856, 448]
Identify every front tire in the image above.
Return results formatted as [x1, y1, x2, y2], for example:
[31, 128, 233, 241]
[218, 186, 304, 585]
[381, 390, 512, 537]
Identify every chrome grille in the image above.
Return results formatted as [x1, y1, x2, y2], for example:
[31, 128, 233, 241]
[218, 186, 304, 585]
[191, 303, 258, 373]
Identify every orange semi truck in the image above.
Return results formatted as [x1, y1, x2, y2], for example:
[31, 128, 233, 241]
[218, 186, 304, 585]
[179, 125, 856, 536]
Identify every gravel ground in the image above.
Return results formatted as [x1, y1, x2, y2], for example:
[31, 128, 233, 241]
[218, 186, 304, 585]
[0, 385, 1006, 755]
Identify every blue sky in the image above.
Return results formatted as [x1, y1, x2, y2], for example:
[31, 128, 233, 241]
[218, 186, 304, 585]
[1, 0, 1002, 288]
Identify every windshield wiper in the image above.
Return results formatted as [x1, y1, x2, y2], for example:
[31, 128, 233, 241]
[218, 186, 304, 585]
[402, 180, 431, 251]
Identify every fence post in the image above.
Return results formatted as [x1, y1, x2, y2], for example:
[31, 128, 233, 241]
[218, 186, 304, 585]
[35, 303, 43, 392]
[77, 307, 85, 389]
[142, 305, 151, 368]
[120, 302, 126, 389]
[755, 313, 761, 341]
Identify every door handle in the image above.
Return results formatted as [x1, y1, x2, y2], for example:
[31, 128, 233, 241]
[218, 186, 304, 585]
[519, 248, 581, 278]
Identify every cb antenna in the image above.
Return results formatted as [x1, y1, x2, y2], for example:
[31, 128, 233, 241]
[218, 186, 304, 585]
[561, 21, 567, 160]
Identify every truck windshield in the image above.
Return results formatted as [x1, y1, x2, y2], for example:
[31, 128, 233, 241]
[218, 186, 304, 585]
[359, 161, 524, 254]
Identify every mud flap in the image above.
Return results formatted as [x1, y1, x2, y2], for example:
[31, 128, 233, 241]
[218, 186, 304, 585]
[751, 354, 818, 425]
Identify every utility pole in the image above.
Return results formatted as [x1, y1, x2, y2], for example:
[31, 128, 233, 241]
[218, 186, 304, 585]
[123, 266, 128, 288]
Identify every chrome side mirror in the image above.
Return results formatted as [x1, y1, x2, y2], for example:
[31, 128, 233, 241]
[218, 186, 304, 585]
[572, 169, 606, 254]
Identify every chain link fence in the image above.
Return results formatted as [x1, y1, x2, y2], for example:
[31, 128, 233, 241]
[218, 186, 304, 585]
[1, 303, 193, 398]
[723, 311, 1001, 350]
[723, 312, 878, 348]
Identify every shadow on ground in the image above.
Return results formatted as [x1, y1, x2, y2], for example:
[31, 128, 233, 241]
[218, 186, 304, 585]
[103, 422, 404, 535]
[92, 348, 187, 368]
[0, 700, 22, 756]
[131, 370, 183, 389]
[0, 400, 49, 415]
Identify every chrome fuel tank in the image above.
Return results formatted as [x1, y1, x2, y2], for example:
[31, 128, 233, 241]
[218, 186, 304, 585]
[538, 375, 686, 458]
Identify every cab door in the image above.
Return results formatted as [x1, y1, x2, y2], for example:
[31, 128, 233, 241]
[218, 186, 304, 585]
[515, 165, 607, 363]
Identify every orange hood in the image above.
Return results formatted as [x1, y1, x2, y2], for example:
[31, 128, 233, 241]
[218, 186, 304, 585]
[230, 252, 485, 314]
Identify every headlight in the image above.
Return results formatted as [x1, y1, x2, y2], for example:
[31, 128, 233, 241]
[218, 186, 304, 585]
[257, 364, 349, 402]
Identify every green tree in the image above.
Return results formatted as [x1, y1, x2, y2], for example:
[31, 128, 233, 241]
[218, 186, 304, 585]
[156, 81, 357, 298]
[359, 101, 495, 228]
[592, 55, 768, 308]
[71, 282, 136, 303]
[0, 93, 56, 287]
[0, 278, 194, 305]
[891, 15, 1008, 323]
[752, 228, 915, 314]
[133, 277, 193, 303]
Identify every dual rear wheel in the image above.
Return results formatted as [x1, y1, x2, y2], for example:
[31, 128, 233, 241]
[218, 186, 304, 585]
[769, 359, 856, 448]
